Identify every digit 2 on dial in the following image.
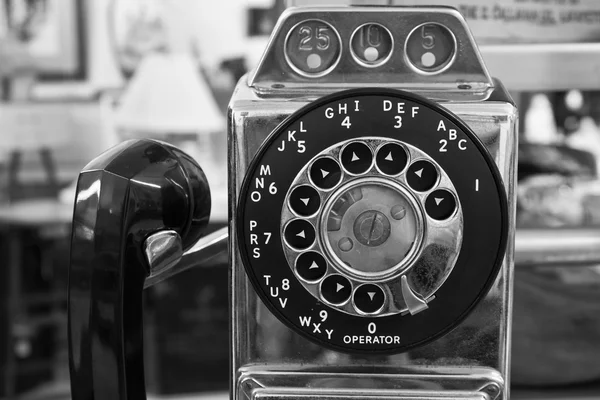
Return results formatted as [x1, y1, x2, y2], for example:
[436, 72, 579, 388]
[238, 89, 508, 354]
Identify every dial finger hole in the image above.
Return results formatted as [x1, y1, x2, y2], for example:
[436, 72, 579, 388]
[406, 160, 438, 192]
[295, 251, 327, 282]
[284, 219, 315, 250]
[310, 157, 342, 190]
[340, 141, 373, 175]
[425, 189, 457, 221]
[353, 283, 386, 315]
[320, 274, 352, 305]
[375, 143, 408, 176]
[289, 185, 321, 216]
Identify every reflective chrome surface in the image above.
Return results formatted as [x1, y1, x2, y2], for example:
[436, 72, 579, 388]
[228, 6, 517, 400]
[144, 227, 228, 288]
[144, 230, 183, 278]
[515, 229, 600, 266]
[229, 78, 517, 400]
[280, 137, 463, 317]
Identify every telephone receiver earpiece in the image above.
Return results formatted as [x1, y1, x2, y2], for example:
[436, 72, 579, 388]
[68, 139, 211, 400]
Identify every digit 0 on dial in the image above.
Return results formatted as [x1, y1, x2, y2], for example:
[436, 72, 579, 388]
[238, 89, 508, 354]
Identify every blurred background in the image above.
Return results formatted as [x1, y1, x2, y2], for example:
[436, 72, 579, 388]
[0, 0, 600, 399]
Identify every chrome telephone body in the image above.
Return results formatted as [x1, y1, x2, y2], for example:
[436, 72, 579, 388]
[228, 6, 517, 400]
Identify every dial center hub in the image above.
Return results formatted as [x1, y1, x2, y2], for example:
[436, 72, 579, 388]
[354, 210, 391, 247]
[322, 177, 424, 280]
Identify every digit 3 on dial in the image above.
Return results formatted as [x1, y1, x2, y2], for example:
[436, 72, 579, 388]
[239, 89, 508, 354]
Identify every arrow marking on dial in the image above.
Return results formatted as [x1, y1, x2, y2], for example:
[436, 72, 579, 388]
[336, 283, 344, 292]
[385, 152, 393, 161]
[309, 261, 319, 269]
[368, 292, 376, 301]
[297, 230, 306, 238]
[435, 197, 444, 205]
[321, 169, 330, 178]
[300, 198, 310, 206]
[351, 152, 359, 161]
[415, 168, 423, 178]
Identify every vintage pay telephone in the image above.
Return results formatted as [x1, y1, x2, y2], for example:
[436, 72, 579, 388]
[68, 6, 517, 400]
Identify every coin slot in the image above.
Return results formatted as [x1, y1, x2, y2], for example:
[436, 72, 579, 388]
[350, 23, 394, 68]
[404, 23, 457, 75]
[284, 19, 342, 78]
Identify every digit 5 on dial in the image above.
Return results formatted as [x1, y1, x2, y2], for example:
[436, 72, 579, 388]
[232, 6, 516, 400]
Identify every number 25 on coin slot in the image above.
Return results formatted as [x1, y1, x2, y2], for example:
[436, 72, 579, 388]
[68, 6, 517, 400]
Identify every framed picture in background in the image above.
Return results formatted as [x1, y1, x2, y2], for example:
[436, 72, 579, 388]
[109, 0, 169, 79]
[0, 0, 86, 80]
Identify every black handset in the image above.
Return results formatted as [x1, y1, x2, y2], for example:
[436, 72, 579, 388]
[68, 139, 210, 400]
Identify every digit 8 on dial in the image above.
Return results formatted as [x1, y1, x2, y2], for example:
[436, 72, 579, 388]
[238, 88, 508, 354]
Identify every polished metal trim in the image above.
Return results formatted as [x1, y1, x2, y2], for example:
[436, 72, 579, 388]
[143, 227, 228, 288]
[248, 6, 494, 95]
[143, 230, 182, 278]
[515, 228, 600, 266]
[401, 275, 429, 315]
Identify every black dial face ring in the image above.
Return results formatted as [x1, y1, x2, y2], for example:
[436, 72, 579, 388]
[237, 88, 508, 354]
